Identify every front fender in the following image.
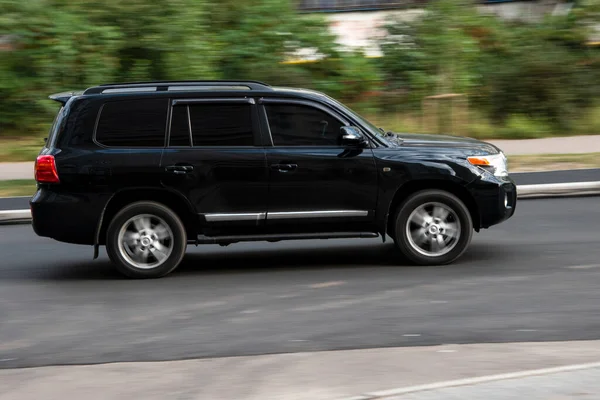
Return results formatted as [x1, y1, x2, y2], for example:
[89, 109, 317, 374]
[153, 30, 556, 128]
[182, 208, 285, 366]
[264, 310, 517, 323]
[373, 152, 482, 238]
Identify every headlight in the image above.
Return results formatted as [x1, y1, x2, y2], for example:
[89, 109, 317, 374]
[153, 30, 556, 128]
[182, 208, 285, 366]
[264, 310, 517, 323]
[467, 153, 508, 177]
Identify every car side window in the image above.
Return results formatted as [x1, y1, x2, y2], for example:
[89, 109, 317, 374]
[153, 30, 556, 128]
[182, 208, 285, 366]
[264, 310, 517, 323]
[96, 98, 168, 147]
[265, 104, 345, 146]
[169, 103, 254, 147]
[190, 104, 254, 146]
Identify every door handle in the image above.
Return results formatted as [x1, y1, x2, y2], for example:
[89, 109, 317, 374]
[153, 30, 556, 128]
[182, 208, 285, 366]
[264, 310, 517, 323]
[165, 165, 194, 174]
[270, 163, 298, 172]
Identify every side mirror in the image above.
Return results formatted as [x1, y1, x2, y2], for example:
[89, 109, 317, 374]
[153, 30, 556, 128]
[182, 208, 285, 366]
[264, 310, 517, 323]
[340, 126, 367, 147]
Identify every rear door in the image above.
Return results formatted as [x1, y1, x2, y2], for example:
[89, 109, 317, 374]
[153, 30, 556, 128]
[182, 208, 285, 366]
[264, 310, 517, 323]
[91, 97, 167, 189]
[160, 98, 269, 233]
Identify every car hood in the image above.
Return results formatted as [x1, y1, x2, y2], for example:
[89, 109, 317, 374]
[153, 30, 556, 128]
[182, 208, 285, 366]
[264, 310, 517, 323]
[391, 133, 500, 154]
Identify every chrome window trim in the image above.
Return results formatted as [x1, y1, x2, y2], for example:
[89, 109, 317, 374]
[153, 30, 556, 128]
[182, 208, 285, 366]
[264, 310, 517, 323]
[186, 105, 193, 147]
[172, 98, 255, 106]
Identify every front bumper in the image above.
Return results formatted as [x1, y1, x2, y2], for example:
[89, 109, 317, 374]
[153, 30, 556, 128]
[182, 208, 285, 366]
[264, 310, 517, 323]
[467, 173, 517, 229]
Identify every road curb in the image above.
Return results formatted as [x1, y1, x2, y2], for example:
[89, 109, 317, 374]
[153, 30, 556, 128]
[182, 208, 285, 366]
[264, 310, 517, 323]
[1, 181, 599, 225]
[0, 210, 32, 224]
[517, 181, 600, 199]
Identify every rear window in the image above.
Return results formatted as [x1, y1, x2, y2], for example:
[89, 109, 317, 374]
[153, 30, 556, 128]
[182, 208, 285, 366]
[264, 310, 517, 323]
[95, 98, 168, 147]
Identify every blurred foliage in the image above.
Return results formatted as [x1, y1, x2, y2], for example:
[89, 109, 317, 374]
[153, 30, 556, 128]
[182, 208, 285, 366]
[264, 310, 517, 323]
[0, 180, 37, 197]
[380, 0, 483, 102]
[380, 0, 600, 133]
[0, 0, 599, 139]
[205, 0, 336, 80]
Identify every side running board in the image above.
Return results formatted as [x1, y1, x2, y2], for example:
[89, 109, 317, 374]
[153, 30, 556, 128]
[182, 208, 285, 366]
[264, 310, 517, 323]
[189, 232, 379, 245]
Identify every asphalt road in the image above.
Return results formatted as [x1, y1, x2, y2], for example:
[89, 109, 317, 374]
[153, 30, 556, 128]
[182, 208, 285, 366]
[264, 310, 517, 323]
[1, 169, 599, 211]
[1, 197, 600, 369]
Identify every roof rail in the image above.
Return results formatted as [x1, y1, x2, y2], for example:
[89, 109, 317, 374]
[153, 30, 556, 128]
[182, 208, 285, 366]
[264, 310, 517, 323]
[83, 80, 272, 95]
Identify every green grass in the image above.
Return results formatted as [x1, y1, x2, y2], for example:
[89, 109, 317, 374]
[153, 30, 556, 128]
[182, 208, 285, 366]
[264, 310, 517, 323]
[507, 153, 600, 173]
[0, 136, 45, 162]
[0, 180, 37, 197]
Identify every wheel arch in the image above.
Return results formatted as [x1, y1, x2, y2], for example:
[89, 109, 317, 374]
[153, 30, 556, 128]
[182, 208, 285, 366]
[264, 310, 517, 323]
[95, 188, 198, 246]
[385, 179, 480, 240]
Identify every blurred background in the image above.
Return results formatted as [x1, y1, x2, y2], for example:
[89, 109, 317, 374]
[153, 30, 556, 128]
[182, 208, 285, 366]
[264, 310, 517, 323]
[3, 3, 600, 398]
[0, 0, 599, 158]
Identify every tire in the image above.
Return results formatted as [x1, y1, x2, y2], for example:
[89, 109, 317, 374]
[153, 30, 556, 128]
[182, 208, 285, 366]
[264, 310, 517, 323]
[393, 190, 473, 266]
[106, 201, 187, 278]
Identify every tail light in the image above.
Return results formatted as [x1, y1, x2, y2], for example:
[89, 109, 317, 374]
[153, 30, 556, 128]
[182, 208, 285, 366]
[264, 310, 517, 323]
[34, 155, 60, 184]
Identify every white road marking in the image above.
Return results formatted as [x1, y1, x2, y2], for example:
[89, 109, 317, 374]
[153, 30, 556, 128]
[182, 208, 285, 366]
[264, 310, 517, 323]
[516, 329, 538, 332]
[240, 309, 260, 314]
[288, 340, 308, 342]
[309, 281, 347, 289]
[430, 300, 448, 304]
[275, 294, 301, 299]
[437, 350, 457, 353]
[403, 334, 421, 337]
[293, 289, 405, 312]
[567, 264, 600, 270]
[0, 358, 17, 362]
[363, 361, 600, 398]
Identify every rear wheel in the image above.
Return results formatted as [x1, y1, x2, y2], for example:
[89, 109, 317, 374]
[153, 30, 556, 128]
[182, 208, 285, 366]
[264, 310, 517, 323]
[106, 201, 187, 278]
[393, 190, 473, 265]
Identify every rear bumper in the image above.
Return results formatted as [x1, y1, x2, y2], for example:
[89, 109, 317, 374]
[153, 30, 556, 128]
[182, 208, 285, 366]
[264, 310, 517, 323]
[467, 174, 517, 229]
[30, 188, 106, 245]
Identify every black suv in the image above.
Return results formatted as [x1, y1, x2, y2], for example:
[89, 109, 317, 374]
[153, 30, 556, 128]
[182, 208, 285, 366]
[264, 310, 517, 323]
[31, 80, 516, 278]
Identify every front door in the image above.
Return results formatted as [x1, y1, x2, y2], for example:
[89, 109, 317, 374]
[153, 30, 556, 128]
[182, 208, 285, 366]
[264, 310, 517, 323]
[260, 99, 378, 233]
[160, 98, 268, 234]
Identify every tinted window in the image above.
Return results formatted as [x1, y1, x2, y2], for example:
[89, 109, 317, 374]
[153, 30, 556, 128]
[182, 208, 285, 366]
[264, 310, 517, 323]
[65, 100, 101, 147]
[265, 104, 344, 146]
[188, 104, 254, 146]
[169, 106, 191, 146]
[96, 98, 168, 147]
[46, 106, 65, 147]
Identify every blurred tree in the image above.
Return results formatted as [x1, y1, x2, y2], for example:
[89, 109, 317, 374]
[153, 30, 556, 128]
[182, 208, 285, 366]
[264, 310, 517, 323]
[1, 0, 597, 137]
[379, 0, 484, 104]
[479, 3, 600, 129]
[0, 0, 216, 133]
[60, 0, 216, 80]
[379, 0, 600, 131]
[205, 0, 338, 82]
[205, 0, 383, 110]
[0, 0, 121, 131]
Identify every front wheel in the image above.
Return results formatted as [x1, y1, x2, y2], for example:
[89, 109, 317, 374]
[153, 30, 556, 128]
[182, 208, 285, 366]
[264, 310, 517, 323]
[106, 201, 187, 278]
[394, 190, 473, 265]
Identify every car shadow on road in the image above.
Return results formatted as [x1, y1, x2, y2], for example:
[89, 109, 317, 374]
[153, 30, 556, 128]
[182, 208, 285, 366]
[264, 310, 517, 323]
[173, 240, 505, 277]
[175, 241, 404, 276]
[10, 240, 507, 281]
